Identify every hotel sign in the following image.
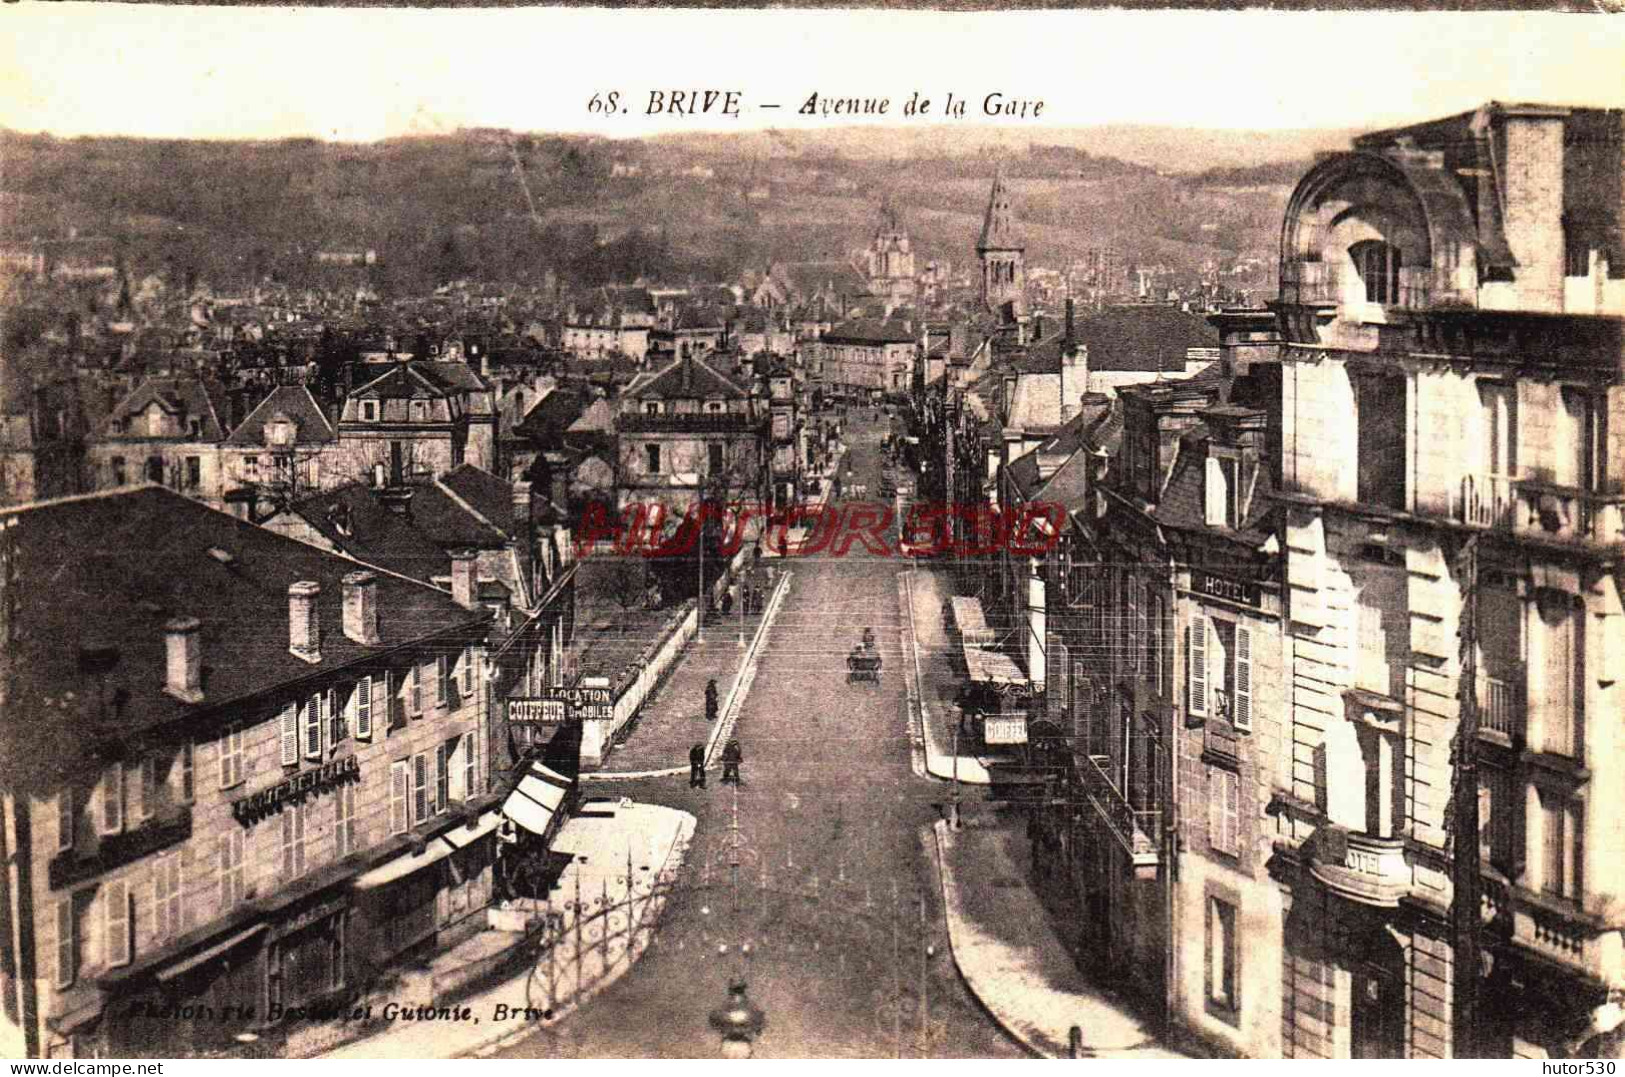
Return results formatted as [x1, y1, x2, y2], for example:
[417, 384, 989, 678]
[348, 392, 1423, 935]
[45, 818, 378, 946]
[1192, 570, 1263, 609]
[508, 686, 614, 725]
[232, 756, 359, 826]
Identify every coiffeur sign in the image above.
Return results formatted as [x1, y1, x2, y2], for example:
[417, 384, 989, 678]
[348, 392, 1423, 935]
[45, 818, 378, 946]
[232, 756, 360, 826]
[508, 685, 613, 725]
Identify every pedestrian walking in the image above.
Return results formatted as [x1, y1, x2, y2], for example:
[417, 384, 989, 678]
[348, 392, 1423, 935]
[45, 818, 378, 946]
[721, 739, 743, 784]
[705, 678, 719, 723]
[689, 743, 707, 788]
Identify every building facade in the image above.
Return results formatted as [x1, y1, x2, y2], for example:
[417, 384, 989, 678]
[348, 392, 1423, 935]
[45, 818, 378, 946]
[337, 361, 496, 484]
[0, 488, 499, 1059]
[1272, 102, 1625, 1059]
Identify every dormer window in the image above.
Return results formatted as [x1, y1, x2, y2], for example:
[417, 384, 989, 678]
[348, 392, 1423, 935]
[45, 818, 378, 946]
[410, 400, 430, 422]
[645, 402, 661, 416]
[267, 418, 294, 448]
[1351, 240, 1402, 305]
[187, 417, 202, 438]
[361, 400, 378, 422]
[705, 400, 725, 414]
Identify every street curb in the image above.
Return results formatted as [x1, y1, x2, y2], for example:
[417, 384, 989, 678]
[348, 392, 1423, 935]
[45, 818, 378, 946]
[919, 823, 1041, 1061]
[902, 568, 993, 786]
[583, 568, 792, 783]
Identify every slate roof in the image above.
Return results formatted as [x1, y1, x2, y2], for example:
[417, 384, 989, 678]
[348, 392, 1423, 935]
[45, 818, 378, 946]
[822, 319, 915, 345]
[282, 484, 452, 582]
[100, 376, 230, 441]
[0, 487, 486, 793]
[1150, 424, 1275, 542]
[628, 354, 749, 401]
[437, 464, 521, 540]
[224, 385, 336, 447]
[1071, 307, 1220, 372]
[513, 386, 592, 445]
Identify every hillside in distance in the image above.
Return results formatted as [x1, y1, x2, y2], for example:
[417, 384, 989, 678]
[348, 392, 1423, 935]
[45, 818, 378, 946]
[650, 123, 1355, 172]
[0, 125, 1315, 296]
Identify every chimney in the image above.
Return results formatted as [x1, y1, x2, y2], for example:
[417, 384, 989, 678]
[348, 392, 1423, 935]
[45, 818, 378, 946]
[1064, 298, 1076, 354]
[451, 549, 478, 610]
[1493, 103, 1570, 312]
[342, 570, 380, 645]
[288, 581, 322, 664]
[163, 616, 205, 703]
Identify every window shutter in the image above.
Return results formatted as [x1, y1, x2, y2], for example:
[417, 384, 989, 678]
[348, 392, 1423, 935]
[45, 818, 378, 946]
[435, 743, 449, 812]
[138, 757, 156, 821]
[465, 732, 478, 798]
[126, 762, 143, 824]
[463, 646, 475, 693]
[355, 677, 373, 740]
[437, 655, 449, 707]
[1233, 626, 1253, 732]
[55, 900, 76, 988]
[1224, 770, 1240, 856]
[305, 694, 323, 759]
[217, 834, 232, 909]
[410, 664, 422, 716]
[293, 805, 306, 877]
[414, 754, 429, 822]
[1205, 456, 1226, 527]
[104, 879, 130, 967]
[177, 743, 194, 804]
[328, 687, 343, 747]
[280, 702, 299, 766]
[389, 762, 409, 835]
[57, 791, 75, 852]
[1187, 621, 1208, 718]
[1207, 770, 1222, 851]
[101, 765, 123, 835]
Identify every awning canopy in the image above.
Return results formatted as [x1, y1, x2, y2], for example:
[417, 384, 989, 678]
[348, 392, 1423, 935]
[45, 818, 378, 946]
[156, 924, 268, 983]
[502, 760, 574, 838]
[352, 836, 455, 892]
[963, 642, 1028, 686]
[951, 597, 995, 646]
[442, 810, 502, 850]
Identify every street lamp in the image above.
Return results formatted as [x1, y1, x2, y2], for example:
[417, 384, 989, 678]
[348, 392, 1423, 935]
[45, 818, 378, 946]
[709, 977, 767, 1057]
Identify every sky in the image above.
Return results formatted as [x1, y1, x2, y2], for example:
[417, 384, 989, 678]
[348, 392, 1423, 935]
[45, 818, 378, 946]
[1, 5, 1623, 142]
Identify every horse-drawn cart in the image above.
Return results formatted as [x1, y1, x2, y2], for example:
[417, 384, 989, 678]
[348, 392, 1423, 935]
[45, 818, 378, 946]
[847, 628, 882, 684]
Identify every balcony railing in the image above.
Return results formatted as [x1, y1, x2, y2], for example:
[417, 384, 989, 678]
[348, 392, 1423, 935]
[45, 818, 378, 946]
[1516, 481, 1625, 548]
[1452, 474, 1519, 530]
[1278, 259, 1435, 311]
[1477, 667, 1524, 740]
[1082, 755, 1160, 872]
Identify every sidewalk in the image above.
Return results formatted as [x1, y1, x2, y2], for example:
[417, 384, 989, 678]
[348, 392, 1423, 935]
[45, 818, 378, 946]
[903, 564, 1018, 785]
[928, 818, 1185, 1060]
[318, 802, 696, 1060]
[591, 567, 790, 778]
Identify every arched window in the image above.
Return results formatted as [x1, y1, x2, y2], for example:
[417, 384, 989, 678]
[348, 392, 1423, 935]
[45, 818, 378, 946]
[1350, 240, 1403, 305]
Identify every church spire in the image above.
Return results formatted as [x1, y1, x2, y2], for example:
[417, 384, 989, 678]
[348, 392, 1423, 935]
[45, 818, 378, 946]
[977, 166, 1026, 315]
[977, 165, 1023, 253]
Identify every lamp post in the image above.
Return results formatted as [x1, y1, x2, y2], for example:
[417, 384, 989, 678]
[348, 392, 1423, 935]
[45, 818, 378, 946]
[709, 977, 767, 1058]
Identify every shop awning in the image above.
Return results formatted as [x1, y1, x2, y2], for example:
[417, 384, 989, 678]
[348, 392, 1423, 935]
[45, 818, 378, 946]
[951, 597, 995, 646]
[963, 643, 1027, 686]
[501, 760, 573, 837]
[155, 923, 268, 983]
[352, 836, 456, 892]
[442, 810, 502, 850]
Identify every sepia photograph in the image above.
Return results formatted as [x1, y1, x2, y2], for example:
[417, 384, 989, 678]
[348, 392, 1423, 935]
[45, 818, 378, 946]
[2, 4, 1624, 1063]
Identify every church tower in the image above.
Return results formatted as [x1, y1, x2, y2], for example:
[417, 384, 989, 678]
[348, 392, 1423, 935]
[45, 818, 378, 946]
[977, 168, 1025, 315]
